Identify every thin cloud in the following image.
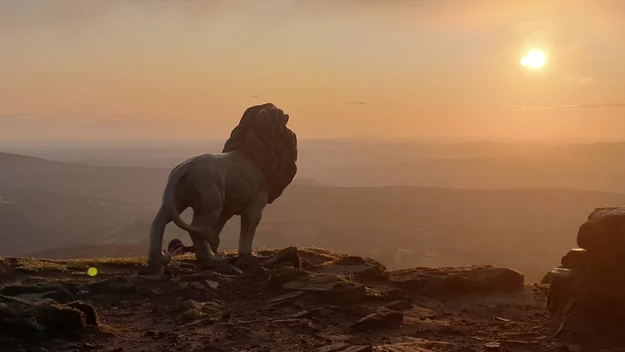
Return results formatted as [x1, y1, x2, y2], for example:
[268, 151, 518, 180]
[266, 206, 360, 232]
[574, 103, 625, 109]
[481, 103, 625, 111]
[0, 113, 28, 120]
[0, 113, 137, 121]
[342, 101, 389, 106]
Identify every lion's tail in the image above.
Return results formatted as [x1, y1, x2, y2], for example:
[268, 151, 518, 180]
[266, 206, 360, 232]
[162, 162, 207, 234]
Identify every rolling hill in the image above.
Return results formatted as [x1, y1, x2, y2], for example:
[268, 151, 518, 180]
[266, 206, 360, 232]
[2, 149, 625, 281]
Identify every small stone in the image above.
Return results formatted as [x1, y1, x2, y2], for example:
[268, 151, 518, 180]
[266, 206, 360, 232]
[318, 334, 356, 343]
[201, 301, 223, 313]
[77, 290, 90, 296]
[205, 280, 219, 290]
[202, 343, 226, 352]
[484, 342, 500, 351]
[265, 291, 305, 307]
[291, 310, 315, 319]
[215, 264, 243, 276]
[183, 299, 203, 311]
[262, 247, 301, 269]
[190, 282, 204, 290]
[385, 299, 412, 311]
[247, 329, 272, 340]
[317, 343, 372, 352]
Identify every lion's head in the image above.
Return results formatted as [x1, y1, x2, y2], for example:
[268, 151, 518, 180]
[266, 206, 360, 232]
[222, 103, 298, 204]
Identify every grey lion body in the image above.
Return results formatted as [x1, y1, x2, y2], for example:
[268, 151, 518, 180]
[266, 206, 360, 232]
[145, 103, 297, 272]
[147, 151, 269, 268]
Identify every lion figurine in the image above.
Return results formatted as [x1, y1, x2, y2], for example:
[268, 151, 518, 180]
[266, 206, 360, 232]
[144, 103, 297, 273]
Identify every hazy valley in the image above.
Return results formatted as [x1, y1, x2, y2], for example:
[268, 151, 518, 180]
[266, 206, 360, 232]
[2, 140, 625, 282]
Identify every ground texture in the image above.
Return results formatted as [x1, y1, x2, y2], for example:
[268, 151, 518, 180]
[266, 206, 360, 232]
[0, 248, 619, 352]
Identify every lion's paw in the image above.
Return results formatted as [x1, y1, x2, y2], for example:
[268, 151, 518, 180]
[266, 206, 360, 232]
[138, 262, 165, 277]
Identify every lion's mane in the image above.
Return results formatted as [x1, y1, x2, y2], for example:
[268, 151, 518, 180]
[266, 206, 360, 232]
[222, 103, 298, 204]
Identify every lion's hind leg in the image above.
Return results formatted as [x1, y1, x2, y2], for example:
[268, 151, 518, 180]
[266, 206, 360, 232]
[190, 209, 226, 265]
[144, 205, 172, 274]
[189, 183, 227, 265]
[207, 211, 234, 253]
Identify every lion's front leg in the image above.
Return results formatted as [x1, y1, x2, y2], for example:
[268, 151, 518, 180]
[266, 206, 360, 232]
[238, 192, 268, 256]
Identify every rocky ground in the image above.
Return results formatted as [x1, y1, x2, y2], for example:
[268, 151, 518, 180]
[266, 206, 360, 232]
[0, 248, 620, 352]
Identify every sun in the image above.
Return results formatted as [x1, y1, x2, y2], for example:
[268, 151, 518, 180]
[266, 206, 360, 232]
[520, 50, 546, 69]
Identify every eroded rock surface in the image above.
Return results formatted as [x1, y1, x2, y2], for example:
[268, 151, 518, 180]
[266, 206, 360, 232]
[1, 247, 566, 352]
[389, 266, 524, 296]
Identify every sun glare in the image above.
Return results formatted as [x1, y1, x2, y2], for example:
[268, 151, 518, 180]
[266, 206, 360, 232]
[520, 50, 546, 69]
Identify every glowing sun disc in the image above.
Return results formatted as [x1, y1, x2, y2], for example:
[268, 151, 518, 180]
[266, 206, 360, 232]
[520, 50, 546, 69]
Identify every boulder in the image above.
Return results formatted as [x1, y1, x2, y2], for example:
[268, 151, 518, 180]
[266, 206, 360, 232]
[548, 205, 625, 341]
[542, 268, 576, 315]
[0, 295, 98, 339]
[561, 248, 588, 270]
[577, 206, 625, 268]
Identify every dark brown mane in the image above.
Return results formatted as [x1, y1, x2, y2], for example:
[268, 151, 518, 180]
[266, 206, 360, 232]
[222, 103, 298, 204]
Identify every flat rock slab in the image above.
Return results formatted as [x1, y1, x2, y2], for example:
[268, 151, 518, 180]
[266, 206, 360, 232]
[389, 266, 524, 296]
[374, 338, 450, 352]
[375, 345, 433, 352]
[385, 300, 413, 311]
[283, 274, 352, 292]
[350, 310, 403, 331]
[265, 291, 305, 307]
[0, 285, 77, 304]
[283, 274, 366, 304]
[318, 343, 373, 352]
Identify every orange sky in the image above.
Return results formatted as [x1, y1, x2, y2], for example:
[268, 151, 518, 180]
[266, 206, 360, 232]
[1, 0, 624, 142]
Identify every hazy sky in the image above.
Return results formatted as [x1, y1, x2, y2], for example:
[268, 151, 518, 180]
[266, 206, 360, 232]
[1, 0, 624, 142]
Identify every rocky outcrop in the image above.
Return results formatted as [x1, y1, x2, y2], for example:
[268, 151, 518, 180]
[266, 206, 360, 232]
[544, 205, 625, 341]
[0, 294, 98, 339]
